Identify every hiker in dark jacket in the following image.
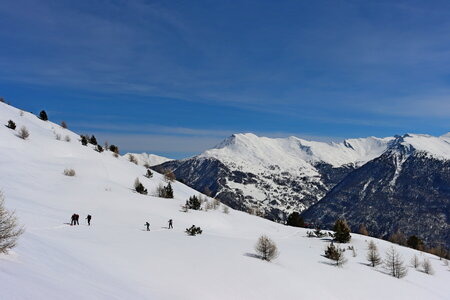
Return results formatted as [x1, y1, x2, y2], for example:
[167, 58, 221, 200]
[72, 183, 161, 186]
[75, 214, 79, 225]
[86, 215, 92, 226]
[145, 222, 150, 231]
[168, 219, 173, 229]
[70, 214, 76, 226]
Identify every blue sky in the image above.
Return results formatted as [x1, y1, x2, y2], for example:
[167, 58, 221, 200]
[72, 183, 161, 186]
[1, 0, 449, 158]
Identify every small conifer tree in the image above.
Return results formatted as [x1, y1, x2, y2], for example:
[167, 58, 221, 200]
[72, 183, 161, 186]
[80, 135, 88, 146]
[367, 240, 381, 267]
[164, 182, 174, 198]
[325, 243, 347, 266]
[286, 212, 304, 227]
[186, 195, 201, 210]
[134, 178, 148, 195]
[333, 219, 351, 243]
[89, 135, 97, 145]
[39, 110, 48, 121]
[144, 169, 153, 178]
[6, 120, 16, 130]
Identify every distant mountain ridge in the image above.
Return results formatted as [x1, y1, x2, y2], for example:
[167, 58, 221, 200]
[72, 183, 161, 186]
[154, 132, 450, 248]
[125, 152, 173, 167]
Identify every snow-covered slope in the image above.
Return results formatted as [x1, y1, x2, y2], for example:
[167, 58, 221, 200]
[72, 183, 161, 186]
[0, 103, 449, 299]
[125, 152, 173, 166]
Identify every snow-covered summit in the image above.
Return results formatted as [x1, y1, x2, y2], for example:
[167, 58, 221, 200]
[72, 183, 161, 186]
[384, 133, 450, 160]
[125, 152, 173, 166]
[204, 132, 394, 169]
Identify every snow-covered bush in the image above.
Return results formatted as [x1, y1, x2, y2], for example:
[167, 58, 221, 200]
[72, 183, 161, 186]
[55, 133, 61, 140]
[185, 225, 202, 236]
[64, 135, 71, 142]
[18, 126, 30, 139]
[63, 168, 76, 176]
[222, 206, 230, 214]
[6, 120, 16, 130]
[0, 191, 24, 253]
[255, 235, 278, 261]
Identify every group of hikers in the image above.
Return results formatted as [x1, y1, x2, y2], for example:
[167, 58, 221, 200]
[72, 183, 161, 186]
[144, 219, 173, 231]
[70, 213, 172, 231]
[70, 213, 92, 226]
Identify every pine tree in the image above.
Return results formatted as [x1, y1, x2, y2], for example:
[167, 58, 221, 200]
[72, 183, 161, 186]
[6, 120, 16, 130]
[407, 235, 424, 250]
[89, 135, 97, 145]
[186, 195, 200, 210]
[134, 178, 148, 195]
[164, 183, 174, 198]
[144, 169, 153, 178]
[39, 110, 48, 121]
[333, 219, 351, 243]
[80, 135, 88, 146]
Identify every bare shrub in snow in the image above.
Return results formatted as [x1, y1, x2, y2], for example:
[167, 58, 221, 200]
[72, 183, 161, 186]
[212, 198, 221, 210]
[128, 154, 138, 165]
[255, 235, 279, 261]
[0, 192, 24, 253]
[410, 254, 420, 269]
[19, 110, 24, 117]
[384, 246, 408, 278]
[64, 135, 71, 142]
[55, 133, 61, 140]
[367, 240, 381, 267]
[164, 170, 176, 182]
[63, 169, 76, 176]
[18, 126, 29, 139]
[359, 224, 369, 236]
[422, 258, 434, 275]
[222, 205, 230, 214]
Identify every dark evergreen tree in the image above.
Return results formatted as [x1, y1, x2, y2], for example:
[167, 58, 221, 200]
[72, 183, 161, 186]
[89, 135, 98, 145]
[406, 235, 424, 250]
[80, 135, 88, 146]
[164, 183, 174, 198]
[185, 225, 202, 236]
[324, 243, 346, 266]
[286, 212, 304, 227]
[95, 145, 104, 153]
[144, 169, 153, 178]
[39, 110, 48, 121]
[186, 195, 201, 210]
[6, 120, 16, 130]
[333, 219, 351, 243]
[134, 178, 148, 195]
[109, 144, 119, 153]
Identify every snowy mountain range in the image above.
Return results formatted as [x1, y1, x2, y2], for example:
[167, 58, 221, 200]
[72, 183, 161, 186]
[0, 102, 449, 299]
[154, 132, 450, 248]
[124, 152, 173, 166]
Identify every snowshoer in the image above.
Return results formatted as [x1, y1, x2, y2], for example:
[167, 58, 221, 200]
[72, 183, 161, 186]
[145, 222, 150, 231]
[168, 219, 173, 229]
[86, 215, 92, 226]
[74, 214, 79, 225]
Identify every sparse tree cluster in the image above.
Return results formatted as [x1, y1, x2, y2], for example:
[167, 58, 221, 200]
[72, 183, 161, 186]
[0, 192, 24, 253]
[185, 195, 201, 210]
[255, 235, 279, 261]
[157, 183, 173, 198]
[128, 154, 138, 165]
